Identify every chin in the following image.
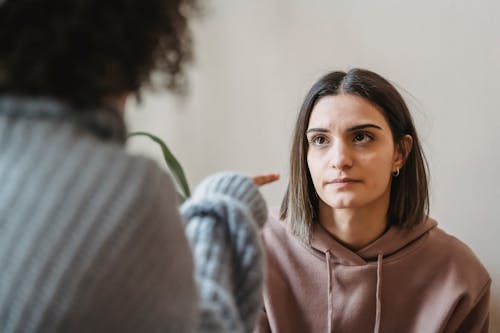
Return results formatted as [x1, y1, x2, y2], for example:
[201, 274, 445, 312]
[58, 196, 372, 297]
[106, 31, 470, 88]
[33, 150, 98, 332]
[323, 197, 361, 209]
[331, 202, 360, 209]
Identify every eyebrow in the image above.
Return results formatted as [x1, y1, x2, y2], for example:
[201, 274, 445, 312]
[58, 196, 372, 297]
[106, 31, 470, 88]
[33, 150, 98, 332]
[347, 124, 383, 131]
[306, 123, 382, 134]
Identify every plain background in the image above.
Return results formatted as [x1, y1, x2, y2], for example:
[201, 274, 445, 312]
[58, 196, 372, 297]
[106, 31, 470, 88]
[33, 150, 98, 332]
[126, 0, 500, 330]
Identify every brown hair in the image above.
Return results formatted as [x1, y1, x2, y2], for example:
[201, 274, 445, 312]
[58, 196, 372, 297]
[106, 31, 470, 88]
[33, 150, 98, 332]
[0, 0, 199, 108]
[281, 69, 429, 244]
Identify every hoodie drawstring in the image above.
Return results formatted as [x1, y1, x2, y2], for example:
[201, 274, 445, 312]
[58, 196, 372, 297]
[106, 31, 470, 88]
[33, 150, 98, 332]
[325, 251, 383, 333]
[326, 250, 334, 333]
[374, 253, 383, 333]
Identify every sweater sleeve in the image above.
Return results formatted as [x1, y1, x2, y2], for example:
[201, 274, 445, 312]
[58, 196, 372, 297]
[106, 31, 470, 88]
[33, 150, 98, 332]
[180, 172, 268, 333]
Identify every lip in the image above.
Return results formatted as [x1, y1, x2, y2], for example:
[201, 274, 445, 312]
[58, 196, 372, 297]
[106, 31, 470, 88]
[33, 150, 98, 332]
[327, 178, 362, 187]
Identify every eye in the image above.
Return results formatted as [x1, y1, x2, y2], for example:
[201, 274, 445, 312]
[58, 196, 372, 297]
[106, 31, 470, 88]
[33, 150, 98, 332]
[353, 131, 373, 144]
[309, 135, 329, 146]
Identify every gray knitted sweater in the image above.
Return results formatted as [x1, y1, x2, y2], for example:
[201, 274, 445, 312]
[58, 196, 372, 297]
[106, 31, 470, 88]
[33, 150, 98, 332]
[0, 96, 267, 332]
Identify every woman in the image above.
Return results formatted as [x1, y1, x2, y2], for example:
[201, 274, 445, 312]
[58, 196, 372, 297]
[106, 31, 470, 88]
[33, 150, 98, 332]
[0, 0, 275, 332]
[257, 69, 490, 333]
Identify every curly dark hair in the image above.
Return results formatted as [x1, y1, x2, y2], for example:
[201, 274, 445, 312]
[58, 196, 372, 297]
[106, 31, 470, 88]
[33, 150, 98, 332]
[0, 0, 198, 107]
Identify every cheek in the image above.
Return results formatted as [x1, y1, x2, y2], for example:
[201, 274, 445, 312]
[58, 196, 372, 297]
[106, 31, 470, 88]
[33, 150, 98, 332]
[307, 154, 322, 186]
[363, 154, 394, 188]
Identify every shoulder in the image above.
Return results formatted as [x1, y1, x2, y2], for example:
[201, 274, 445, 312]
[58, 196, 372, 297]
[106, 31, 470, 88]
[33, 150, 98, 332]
[261, 214, 312, 259]
[428, 227, 488, 273]
[76, 139, 181, 225]
[425, 225, 490, 294]
[262, 214, 292, 245]
[96, 142, 179, 203]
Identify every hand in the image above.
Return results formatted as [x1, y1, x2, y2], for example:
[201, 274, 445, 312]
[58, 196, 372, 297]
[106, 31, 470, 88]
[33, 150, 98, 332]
[252, 173, 280, 186]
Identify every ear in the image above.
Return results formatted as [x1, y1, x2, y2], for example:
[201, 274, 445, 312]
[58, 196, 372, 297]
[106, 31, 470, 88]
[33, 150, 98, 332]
[393, 135, 413, 170]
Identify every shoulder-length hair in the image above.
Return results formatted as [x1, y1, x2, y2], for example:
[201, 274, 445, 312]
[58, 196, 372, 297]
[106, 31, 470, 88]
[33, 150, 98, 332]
[280, 69, 429, 244]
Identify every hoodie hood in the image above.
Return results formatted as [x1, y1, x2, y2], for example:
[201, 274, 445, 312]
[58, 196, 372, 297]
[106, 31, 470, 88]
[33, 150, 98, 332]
[310, 217, 438, 265]
[310, 217, 438, 333]
[258, 215, 490, 333]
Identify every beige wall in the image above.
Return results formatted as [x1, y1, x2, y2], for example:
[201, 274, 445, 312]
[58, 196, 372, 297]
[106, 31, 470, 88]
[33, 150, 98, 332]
[126, 0, 500, 329]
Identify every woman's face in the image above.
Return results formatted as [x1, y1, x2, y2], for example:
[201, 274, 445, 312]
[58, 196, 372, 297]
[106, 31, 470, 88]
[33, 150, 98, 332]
[306, 94, 404, 211]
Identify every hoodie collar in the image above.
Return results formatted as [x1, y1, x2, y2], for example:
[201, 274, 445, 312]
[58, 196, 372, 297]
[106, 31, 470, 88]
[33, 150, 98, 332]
[311, 217, 437, 265]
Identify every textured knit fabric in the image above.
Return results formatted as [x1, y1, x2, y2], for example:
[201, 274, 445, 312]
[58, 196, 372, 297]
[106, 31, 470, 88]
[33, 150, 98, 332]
[0, 96, 267, 333]
[257, 216, 491, 333]
[181, 173, 267, 333]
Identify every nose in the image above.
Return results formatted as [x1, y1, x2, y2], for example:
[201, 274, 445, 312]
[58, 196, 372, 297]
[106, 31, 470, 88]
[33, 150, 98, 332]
[328, 141, 353, 170]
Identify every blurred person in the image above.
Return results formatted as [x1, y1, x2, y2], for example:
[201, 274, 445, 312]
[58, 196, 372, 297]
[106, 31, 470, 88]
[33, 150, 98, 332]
[0, 0, 276, 332]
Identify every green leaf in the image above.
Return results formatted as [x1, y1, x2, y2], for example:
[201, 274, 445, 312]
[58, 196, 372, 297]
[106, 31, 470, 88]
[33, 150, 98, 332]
[128, 132, 191, 201]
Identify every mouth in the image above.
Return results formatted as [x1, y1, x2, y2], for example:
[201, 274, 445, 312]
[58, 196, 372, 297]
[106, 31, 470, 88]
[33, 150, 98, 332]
[327, 178, 362, 186]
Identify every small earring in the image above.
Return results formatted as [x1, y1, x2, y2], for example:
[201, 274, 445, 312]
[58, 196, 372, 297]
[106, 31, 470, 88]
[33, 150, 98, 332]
[392, 168, 400, 177]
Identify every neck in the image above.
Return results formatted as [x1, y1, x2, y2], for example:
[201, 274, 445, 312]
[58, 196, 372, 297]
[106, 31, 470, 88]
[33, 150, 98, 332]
[105, 93, 128, 115]
[318, 197, 389, 251]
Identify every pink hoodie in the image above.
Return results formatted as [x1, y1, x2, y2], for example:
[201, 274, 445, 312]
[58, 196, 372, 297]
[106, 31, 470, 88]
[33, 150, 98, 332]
[256, 217, 490, 333]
